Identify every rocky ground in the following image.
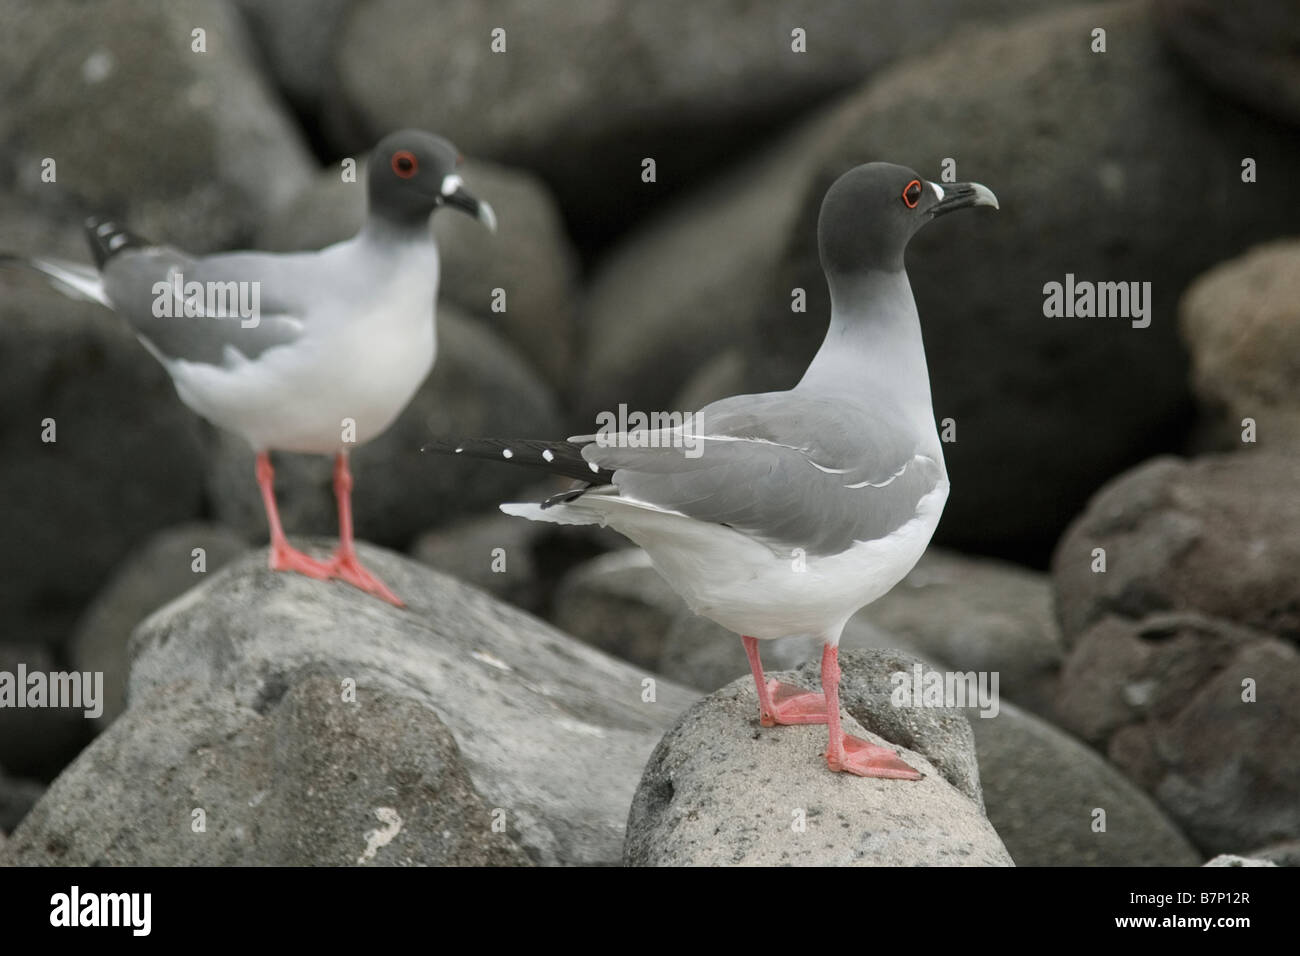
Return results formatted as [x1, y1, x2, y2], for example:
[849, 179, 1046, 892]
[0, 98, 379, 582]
[1, 0, 1297, 865]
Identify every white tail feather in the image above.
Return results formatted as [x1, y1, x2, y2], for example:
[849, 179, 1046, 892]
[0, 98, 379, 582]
[20, 257, 110, 306]
[500, 501, 603, 527]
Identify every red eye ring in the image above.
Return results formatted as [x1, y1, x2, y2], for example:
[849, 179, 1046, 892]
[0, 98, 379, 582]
[392, 150, 418, 178]
[902, 179, 923, 209]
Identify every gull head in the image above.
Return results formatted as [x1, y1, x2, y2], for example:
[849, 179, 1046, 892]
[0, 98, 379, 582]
[817, 162, 997, 275]
[367, 129, 497, 232]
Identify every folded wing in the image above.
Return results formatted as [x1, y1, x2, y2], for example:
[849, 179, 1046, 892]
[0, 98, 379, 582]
[581, 391, 943, 556]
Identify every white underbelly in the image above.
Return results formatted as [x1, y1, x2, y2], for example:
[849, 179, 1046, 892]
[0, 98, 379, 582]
[167, 308, 436, 454]
[604, 480, 949, 642]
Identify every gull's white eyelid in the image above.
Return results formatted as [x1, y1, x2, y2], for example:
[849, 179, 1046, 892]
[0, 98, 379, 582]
[441, 173, 464, 196]
[930, 182, 944, 201]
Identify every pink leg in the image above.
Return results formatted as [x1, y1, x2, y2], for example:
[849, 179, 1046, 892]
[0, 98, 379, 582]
[326, 452, 405, 607]
[821, 644, 921, 779]
[256, 452, 331, 579]
[742, 635, 827, 726]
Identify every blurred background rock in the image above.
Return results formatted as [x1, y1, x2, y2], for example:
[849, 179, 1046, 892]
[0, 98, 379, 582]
[0, 0, 1296, 863]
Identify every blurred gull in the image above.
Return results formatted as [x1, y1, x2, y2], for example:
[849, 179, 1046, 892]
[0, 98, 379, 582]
[2, 130, 496, 606]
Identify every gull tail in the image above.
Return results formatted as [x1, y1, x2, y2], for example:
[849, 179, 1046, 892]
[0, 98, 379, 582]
[0, 216, 152, 307]
[83, 216, 152, 268]
[0, 252, 110, 306]
[422, 436, 616, 520]
[421, 437, 615, 484]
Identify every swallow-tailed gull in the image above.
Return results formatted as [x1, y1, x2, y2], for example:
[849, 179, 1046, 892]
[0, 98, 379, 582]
[431, 162, 996, 775]
[3, 130, 496, 606]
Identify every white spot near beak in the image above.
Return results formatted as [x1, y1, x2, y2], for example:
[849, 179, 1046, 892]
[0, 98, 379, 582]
[930, 181, 944, 202]
[440, 173, 464, 197]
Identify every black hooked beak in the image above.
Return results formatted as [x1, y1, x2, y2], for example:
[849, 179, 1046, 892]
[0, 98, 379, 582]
[439, 174, 497, 232]
[928, 181, 999, 219]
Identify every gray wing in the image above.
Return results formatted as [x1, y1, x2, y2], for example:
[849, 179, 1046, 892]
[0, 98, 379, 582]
[580, 391, 943, 556]
[100, 246, 310, 366]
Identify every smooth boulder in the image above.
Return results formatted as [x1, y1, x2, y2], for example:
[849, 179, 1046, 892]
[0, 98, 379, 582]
[8, 544, 697, 865]
[0, 220, 208, 648]
[330, 0, 1081, 248]
[5, 674, 531, 866]
[1179, 240, 1300, 448]
[1054, 611, 1300, 855]
[1052, 453, 1300, 645]
[970, 700, 1201, 866]
[69, 523, 249, 726]
[624, 658, 1011, 866]
[0, 0, 313, 251]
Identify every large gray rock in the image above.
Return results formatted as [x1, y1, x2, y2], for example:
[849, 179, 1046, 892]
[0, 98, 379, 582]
[553, 549, 684, 671]
[330, 0, 1086, 248]
[9, 544, 697, 865]
[0, 765, 45, 834]
[1243, 840, 1300, 867]
[1156, 0, 1300, 126]
[0, 643, 92, 780]
[1203, 855, 1277, 868]
[581, 1, 1300, 561]
[257, 160, 579, 389]
[409, 491, 627, 614]
[0, 0, 313, 251]
[230, 0, 355, 115]
[1054, 611, 1300, 855]
[792, 649, 984, 807]
[5, 674, 531, 866]
[624, 664, 1012, 866]
[1179, 240, 1300, 449]
[576, 126, 837, 423]
[207, 309, 563, 549]
[1052, 453, 1300, 645]
[969, 700, 1201, 866]
[69, 523, 249, 727]
[671, 349, 747, 416]
[737, 0, 1300, 562]
[853, 550, 1063, 716]
[411, 512, 545, 611]
[0, 230, 209, 648]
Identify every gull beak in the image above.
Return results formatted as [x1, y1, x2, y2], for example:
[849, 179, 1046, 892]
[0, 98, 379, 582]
[928, 181, 999, 218]
[440, 173, 497, 232]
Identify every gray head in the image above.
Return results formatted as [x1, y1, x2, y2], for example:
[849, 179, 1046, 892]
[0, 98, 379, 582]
[818, 162, 997, 275]
[366, 129, 497, 232]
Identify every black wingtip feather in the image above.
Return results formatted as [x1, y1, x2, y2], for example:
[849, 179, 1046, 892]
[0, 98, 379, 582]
[83, 216, 151, 268]
[422, 437, 615, 484]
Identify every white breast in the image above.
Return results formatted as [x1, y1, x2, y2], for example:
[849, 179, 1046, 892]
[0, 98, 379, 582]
[545, 478, 950, 645]
[168, 238, 440, 453]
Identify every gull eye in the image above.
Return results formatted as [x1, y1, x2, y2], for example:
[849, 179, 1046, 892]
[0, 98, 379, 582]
[392, 150, 418, 179]
[902, 179, 923, 209]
